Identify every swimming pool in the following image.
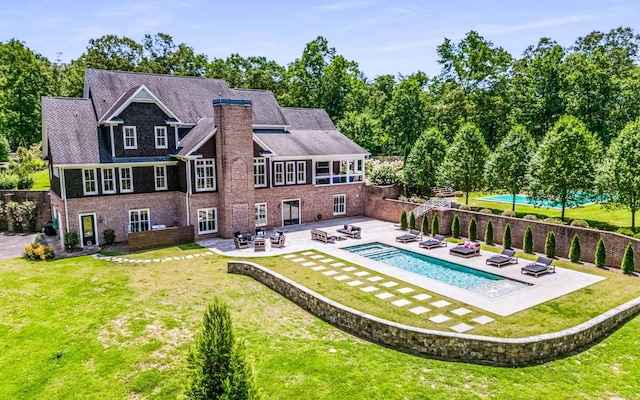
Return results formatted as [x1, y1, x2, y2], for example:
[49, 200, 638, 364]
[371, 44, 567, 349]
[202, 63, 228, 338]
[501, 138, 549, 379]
[478, 194, 595, 209]
[343, 242, 531, 298]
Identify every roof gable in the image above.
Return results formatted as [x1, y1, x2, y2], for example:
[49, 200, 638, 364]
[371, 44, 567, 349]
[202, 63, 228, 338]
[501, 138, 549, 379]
[99, 84, 180, 124]
[176, 117, 217, 157]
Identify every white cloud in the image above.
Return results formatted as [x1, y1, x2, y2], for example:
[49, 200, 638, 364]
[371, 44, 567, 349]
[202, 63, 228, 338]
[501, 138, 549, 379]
[478, 14, 596, 35]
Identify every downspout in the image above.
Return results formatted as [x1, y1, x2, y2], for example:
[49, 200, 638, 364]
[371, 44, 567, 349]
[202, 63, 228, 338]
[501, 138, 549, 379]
[61, 167, 70, 234]
[186, 159, 191, 226]
[109, 125, 115, 158]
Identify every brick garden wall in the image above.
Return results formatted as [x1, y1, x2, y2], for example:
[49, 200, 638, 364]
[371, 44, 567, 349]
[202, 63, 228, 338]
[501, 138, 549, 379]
[228, 260, 640, 366]
[1, 190, 51, 231]
[362, 185, 639, 270]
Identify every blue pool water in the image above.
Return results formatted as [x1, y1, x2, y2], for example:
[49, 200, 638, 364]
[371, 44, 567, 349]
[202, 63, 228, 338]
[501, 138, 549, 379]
[478, 194, 595, 209]
[343, 242, 531, 298]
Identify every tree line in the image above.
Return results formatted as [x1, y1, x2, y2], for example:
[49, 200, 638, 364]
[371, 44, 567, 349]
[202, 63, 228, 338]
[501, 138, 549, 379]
[2, 28, 639, 151]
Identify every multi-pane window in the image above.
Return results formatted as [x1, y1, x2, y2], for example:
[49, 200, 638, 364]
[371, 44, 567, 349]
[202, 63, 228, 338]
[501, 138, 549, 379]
[123, 126, 137, 149]
[82, 169, 97, 195]
[285, 162, 295, 184]
[333, 194, 346, 215]
[120, 167, 133, 193]
[198, 208, 218, 234]
[254, 158, 266, 188]
[297, 161, 306, 184]
[195, 159, 216, 191]
[154, 166, 167, 190]
[255, 203, 267, 227]
[129, 209, 150, 232]
[154, 126, 168, 149]
[274, 162, 284, 185]
[101, 168, 116, 194]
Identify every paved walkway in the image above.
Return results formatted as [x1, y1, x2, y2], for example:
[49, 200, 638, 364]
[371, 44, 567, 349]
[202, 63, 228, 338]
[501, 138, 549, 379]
[0, 232, 37, 259]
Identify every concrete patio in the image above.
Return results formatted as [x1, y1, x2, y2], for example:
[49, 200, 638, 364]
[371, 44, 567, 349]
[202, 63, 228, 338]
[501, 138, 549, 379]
[197, 217, 605, 316]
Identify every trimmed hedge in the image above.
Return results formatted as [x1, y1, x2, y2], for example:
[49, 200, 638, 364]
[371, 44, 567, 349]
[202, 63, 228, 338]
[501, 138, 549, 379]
[503, 223, 512, 249]
[595, 238, 606, 268]
[484, 220, 494, 245]
[569, 234, 581, 263]
[452, 214, 460, 238]
[545, 231, 556, 258]
[523, 225, 533, 253]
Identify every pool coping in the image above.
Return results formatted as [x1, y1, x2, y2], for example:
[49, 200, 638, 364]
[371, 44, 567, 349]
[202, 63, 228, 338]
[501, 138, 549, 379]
[477, 195, 597, 209]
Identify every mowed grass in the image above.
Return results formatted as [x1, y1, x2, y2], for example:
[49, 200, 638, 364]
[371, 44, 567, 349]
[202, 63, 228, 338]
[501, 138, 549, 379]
[469, 191, 634, 231]
[1, 248, 640, 399]
[31, 169, 50, 190]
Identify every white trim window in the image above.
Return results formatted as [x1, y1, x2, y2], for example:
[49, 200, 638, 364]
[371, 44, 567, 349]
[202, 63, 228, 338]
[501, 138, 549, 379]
[198, 207, 218, 234]
[154, 166, 167, 190]
[274, 162, 284, 186]
[255, 203, 267, 227]
[286, 162, 295, 184]
[82, 168, 98, 195]
[123, 126, 137, 149]
[101, 168, 116, 194]
[120, 167, 133, 193]
[254, 158, 266, 188]
[154, 126, 168, 149]
[129, 209, 150, 232]
[195, 159, 216, 191]
[333, 194, 346, 215]
[297, 161, 306, 184]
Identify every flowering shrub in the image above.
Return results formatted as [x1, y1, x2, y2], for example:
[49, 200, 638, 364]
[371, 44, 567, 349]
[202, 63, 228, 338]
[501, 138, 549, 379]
[23, 242, 55, 261]
[21, 200, 37, 232]
[6, 201, 24, 232]
[365, 159, 403, 186]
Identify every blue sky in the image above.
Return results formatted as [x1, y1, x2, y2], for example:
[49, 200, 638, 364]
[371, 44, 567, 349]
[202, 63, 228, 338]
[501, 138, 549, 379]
[1, 0, 638, 78]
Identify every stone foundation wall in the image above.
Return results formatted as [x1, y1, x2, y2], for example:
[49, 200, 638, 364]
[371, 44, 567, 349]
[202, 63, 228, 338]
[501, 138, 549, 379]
[228, 260, 640, 366]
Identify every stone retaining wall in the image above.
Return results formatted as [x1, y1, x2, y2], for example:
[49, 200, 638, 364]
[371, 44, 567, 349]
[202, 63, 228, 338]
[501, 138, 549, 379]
[1, 190, 51, 231]
[228, 260, 640, 366]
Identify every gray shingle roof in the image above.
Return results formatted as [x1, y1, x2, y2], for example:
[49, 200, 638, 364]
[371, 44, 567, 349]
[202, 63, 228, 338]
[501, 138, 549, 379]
[42, 97, 100, 165]
[177, 117, 217, 156]
[85, 69, 230, 124]
[255, 108, 368, 157]
[230, 89, 289, 127]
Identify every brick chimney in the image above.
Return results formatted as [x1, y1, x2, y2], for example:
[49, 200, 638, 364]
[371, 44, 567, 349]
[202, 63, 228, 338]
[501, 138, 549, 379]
[213, 99, 256, 238]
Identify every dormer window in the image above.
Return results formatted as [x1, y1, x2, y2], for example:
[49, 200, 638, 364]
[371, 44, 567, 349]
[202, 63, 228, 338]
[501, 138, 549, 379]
[155, 126, 167, 149]
[123, 126, 137, 149]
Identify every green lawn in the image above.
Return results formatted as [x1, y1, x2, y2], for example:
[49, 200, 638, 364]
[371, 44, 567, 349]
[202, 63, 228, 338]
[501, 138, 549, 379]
[2, 247, 640, 399]
[468, 191, 634, 231]
[31, 169, 50, 190]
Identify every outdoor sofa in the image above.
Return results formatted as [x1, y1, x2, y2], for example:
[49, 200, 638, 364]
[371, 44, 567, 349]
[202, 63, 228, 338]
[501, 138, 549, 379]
[419, 234, 447, 249]
[311, 229, 335, 243]
[486, 248, 518, 267]
[337, 224, 361, 239]
[395, 229, 422, 243]
[521, 256, 555, 277]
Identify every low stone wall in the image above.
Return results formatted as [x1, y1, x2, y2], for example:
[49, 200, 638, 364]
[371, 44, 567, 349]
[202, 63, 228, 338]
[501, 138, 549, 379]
[1, 190, 51, 231]
[229, 260, 640, 366]
[362, 186, 639, 270]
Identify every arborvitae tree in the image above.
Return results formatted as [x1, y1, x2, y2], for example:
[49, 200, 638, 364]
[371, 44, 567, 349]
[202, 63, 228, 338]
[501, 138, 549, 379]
[569, 234, 581, 263]
[400, 210, 408, 230]
[409, 211, 416, 230]
[503, 223, 512, 249]
[622, 242, 635, 274]
[545, 231, 556, 258]
[595, 238, 606, 268]
[431, 213, 439, 235]
[468, 217, 477, 241]
[523, 225, 533, 253]
[420, 215, 429, 235]
[484, 220, 494, 245]
[185, 298, 260, 400]
[452, 214, 460, 238]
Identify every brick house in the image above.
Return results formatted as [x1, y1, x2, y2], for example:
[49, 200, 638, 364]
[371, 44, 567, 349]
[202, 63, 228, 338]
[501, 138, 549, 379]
[41, 69, 368, 247]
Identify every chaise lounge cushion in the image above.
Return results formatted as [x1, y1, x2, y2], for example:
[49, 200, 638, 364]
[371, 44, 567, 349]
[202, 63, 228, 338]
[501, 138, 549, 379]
[395, 229, 422, 243]
[450, 241, 481, 257]
[486, 248, 517, 267]
[419, 234, 447, 249]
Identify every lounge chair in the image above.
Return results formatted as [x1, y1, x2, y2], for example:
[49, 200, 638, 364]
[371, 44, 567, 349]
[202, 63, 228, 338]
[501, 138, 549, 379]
[521, 257, 555, 277]
[233, 236, 249, 249]
[337, 224, 361, 239]
[449, 241, 481, 258]
[270, 233, 286, 248]
[486, 248, 518, 267]
[419, 234, 447, 249]
[395, 229, 422, 243]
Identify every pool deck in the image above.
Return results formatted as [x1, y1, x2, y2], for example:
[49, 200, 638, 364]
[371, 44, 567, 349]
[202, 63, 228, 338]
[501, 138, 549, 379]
[198, 217, 605, 317]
